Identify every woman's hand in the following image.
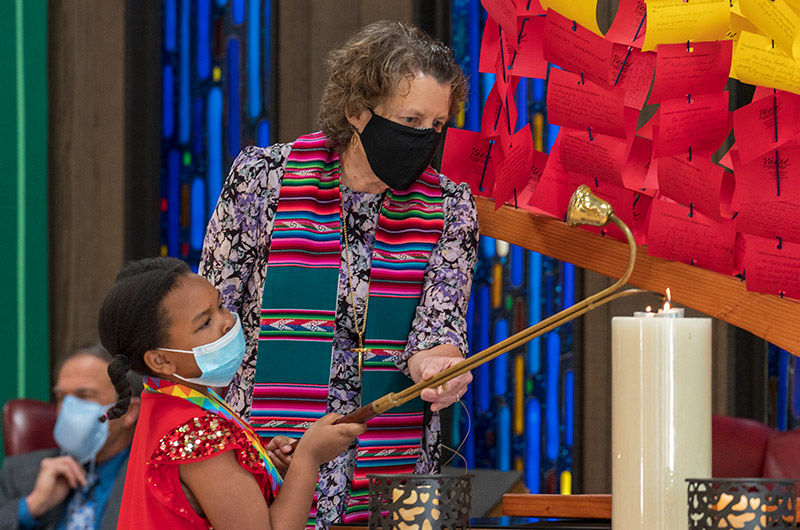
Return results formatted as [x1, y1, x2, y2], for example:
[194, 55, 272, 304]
[407, 343, 472, 412]
[296, 413, 366, 466]
[266, 436, 297, 477]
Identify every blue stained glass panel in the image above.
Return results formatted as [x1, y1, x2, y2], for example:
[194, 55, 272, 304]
[164, 0, 177, 52]
[197, 0, 211, 79]
[226, 37, 241, 158]
[162, 65, 175, 139]
[247, 0, 261, 119]
[207, 87, 223, 217]
[190, 177, 206, 251]
[160, 1, 274, 267]
[232, 0, 245, 24]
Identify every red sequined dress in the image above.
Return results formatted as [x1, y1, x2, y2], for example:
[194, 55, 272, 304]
[117, 377, 282, 529]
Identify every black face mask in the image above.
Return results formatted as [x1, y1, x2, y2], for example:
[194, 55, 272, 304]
[358, 110, 442, 191]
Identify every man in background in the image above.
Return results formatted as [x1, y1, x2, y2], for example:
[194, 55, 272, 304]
[0, 343, 141, 529]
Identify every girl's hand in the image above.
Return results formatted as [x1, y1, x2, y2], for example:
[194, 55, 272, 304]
[296, 413, 366, 465]
[266, 436, 297, 477]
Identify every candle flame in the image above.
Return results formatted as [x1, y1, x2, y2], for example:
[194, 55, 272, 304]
[663, 288, 672, 311]
[645, 306, 652, 312]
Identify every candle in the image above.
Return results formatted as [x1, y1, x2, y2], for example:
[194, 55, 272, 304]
[611, 305, 711, 530]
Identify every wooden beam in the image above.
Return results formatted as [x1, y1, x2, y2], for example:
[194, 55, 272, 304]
[502, 493, 611, 519]
[476, 197, 800, 356]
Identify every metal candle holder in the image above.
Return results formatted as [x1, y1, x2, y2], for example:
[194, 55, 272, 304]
[367, 473, 472, 530]
[687, 478, 797, 529]
[336, 184, 646, 425]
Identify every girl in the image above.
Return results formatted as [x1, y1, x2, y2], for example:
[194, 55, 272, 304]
[98, 257, 365, 529]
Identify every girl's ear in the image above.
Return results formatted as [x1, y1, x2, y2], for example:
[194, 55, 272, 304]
[143, 349, 177, 377]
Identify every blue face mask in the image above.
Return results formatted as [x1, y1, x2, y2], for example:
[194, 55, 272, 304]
[158, 312, 245, 387]
[53, 395, 110, 464]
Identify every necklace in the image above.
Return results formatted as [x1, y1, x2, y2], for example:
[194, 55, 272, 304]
[340, 193, 375, 380]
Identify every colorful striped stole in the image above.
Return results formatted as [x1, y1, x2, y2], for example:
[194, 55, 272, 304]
[251, 132, 444, 524]
[142, 377, 283, 500]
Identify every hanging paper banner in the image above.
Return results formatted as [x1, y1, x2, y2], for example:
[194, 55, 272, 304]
[558, 127, 628, 186]
[731, 143, 800, 204]
[738, 0, 800, 60]
[441, 128, 497, 198]
[492, 125, 536, 209]
[539, 0, 602, 35]
[732, 89, 800, 164]
[656, 153, 730, 218]
[733, 31, 800, 95]
[653, 91, 731, 158]
[508, 16, 548, 79]
[525, 133, 573, 219]
[546, 68, 627, 138]
[516, 0, 545, 15]
[609, 44, 657, 110]
[648, 40, 733, 104]
[647, 198, 737, 275]
[734, 200, 800, 243]
[542, 9, 613, 87]
[641, 0, 729, 52]
[483, 0, 519, 43]
[742, 235, 800, 299]
[605, 0, 648, 48]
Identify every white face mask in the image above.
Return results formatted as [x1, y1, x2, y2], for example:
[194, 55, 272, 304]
[53, 395, 111, 464]
[157, 313, 246, 387]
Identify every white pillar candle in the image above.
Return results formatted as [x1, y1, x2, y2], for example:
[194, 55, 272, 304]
[611, 312, 711, 530]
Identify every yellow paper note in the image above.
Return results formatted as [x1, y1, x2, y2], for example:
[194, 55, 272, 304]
[734, 31, 800, 94]
[783, 0, 800, 16]
[725, 11, 763, 40]
[539, 0, 602, 36]
[739, 0, 800, 59]
[641, 0, 730, 51]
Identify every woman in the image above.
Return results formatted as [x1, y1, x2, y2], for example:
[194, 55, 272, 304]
[99, 257, 364, 529]
[200, 20, 478, 527]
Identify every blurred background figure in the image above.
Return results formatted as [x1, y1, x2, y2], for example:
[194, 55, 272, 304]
[0, 343, 141, 530]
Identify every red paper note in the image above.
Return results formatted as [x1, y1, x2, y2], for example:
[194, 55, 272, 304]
[743, 235, 800, 300]
[492, 125, 535, 209]
[542, 9, 613, 87]
[648, 41, 733, 104]
[647, 198, 737, 275]
[483, 0, 519, 44]
[657, 153, 727, 218]
[735, 200, 800, 243]
[622, 135, 654, 191]
[441, 128, 496, 198]
[559, 127, 627, 186]
[524, 133, 573, 219]
[653, 91, 731, 158]
[733, 232, 746, 276]
[508, 16, 548, 79]
[515, 0, 545, 15]
[731, 144, 800, 204]
[479, 18, 502, 74]
[515, 147, 550, 206]
[732, 89, 800, 164]
[481, 80, 520, 139]
[546, 68, 627, 138]
[609, 45, 657, 110]
[605, 0, 648, 48]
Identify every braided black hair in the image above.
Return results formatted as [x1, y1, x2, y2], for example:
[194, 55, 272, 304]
[98, 257, 191, 421]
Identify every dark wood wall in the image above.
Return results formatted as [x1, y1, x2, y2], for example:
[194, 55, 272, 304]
[49, 1, 128, 364]
[275, 0, 415, 143]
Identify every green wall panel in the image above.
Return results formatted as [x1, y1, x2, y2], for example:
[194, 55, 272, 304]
[0, 0, 50, 458]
